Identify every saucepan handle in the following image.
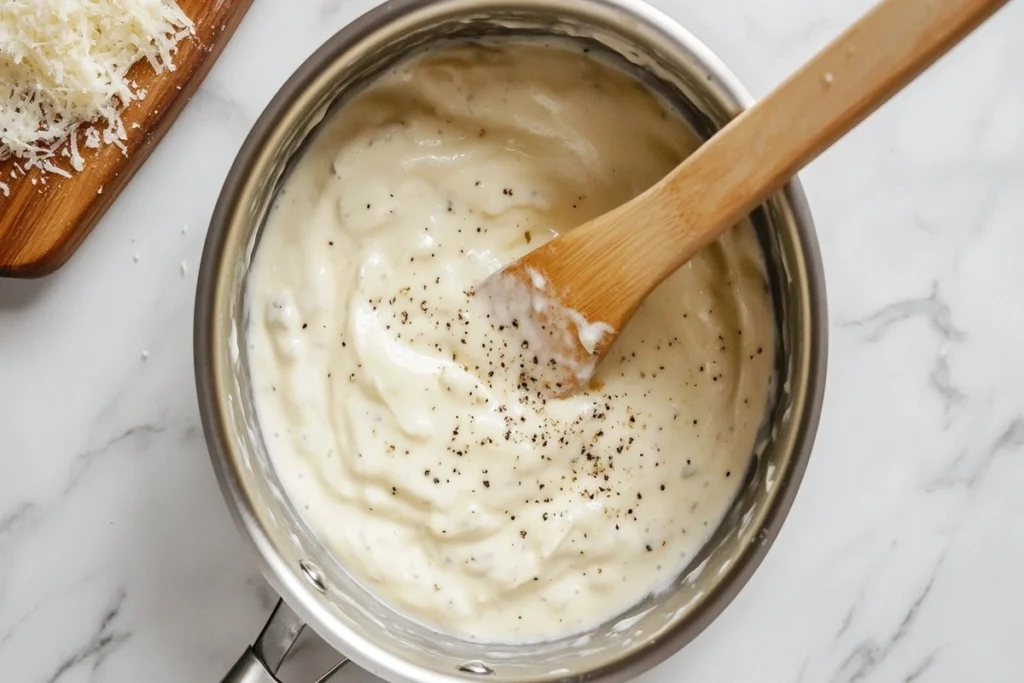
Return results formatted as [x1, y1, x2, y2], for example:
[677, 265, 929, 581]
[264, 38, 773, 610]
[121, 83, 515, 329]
[220, 599, 349, 683]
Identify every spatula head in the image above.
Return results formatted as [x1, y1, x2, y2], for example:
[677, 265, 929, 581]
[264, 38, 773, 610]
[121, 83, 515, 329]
[473, 256, 616, 398]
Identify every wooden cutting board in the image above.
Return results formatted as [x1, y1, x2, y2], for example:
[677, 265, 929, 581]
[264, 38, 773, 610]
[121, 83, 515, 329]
[0, 0, 254, 278]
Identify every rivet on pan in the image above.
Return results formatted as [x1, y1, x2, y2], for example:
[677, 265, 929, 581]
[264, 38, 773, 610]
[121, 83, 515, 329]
[300, 560, 327, 593]
[457, 661, 494, 675]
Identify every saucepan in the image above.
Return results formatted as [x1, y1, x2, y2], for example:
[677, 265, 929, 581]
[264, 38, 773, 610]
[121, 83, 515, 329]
[195, 0, 828, 681]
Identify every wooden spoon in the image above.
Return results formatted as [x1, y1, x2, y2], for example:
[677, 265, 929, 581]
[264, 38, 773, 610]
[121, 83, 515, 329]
[476, 0, 1009, 396]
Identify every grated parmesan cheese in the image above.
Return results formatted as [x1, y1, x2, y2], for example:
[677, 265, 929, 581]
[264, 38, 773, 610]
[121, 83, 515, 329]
[0, 0, 194, 178]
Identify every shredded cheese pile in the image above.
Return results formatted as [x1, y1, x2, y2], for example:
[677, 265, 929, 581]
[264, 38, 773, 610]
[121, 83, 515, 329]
[0, 0, 194, 195]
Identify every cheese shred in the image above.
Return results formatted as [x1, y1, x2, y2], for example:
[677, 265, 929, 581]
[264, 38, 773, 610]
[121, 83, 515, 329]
[0, 0, 194, 178]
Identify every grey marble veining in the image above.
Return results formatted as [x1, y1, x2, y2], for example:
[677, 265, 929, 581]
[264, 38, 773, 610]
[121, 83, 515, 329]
[2, 0, 1023, 681]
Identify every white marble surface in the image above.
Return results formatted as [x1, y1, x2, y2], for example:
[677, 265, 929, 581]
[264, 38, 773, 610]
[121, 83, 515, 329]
[2, 0, 1023, 681]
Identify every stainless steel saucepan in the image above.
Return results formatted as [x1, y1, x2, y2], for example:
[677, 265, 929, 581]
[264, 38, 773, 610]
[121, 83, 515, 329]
[195, 1, 828, 681]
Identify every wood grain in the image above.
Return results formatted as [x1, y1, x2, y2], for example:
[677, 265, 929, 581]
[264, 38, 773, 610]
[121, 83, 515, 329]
[493, 0, 1009, 393]
[0, 0, 254, 278]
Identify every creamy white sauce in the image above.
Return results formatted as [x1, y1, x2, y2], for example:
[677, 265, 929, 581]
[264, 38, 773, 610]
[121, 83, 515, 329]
[569, 310, 615, 356]
[246, 42, 775, 643]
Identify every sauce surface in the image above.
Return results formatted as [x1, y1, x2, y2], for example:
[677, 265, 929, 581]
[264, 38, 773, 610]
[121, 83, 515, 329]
[246, 42, 775, 643]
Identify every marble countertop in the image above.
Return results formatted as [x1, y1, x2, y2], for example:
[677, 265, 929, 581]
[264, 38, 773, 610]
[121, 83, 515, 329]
[3, 0, 1023, 681]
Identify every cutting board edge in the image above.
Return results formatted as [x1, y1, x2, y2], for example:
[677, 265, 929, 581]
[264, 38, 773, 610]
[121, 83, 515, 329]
[0, 0, 255, 279]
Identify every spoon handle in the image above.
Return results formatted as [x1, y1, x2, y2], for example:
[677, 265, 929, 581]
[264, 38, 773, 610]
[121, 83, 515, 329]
[643, 0, 1009, 273]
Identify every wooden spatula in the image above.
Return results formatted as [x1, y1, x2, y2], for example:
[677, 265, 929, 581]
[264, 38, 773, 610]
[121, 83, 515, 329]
[476, 0, 1009, 396]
